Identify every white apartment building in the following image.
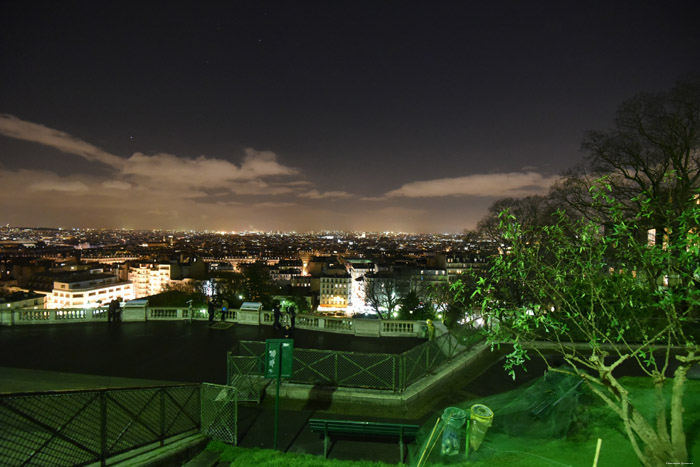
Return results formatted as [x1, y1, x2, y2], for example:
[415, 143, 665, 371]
[348, 262, 377, 312]
[128, 263, 173, 298]
[319, 274, 351, 310]
[1, 291, 45, 310]
[48, 274, 134, 309]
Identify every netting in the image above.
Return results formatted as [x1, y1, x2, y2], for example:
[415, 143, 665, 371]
[201, 383, 238, 445]
[410, 369, 583, 466]
[0, 385, 200, 467]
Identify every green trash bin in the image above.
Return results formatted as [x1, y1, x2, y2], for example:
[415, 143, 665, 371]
[441, 407, 467, 456]
[469, 404, 494, 451]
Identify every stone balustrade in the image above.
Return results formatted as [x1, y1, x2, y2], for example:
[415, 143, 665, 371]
[0, 305, 426, 338]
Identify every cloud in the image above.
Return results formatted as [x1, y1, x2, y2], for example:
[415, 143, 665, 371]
[123, 149, 299, 188]
[0, 114, 305, 195]
[30, 180, 89, 192]
[298, 189, 353, 199]
[0, 114, 125, 168]
[385, 172, 560, 198]
[102, 180, 132, 190]
[251, 201, 300, 208]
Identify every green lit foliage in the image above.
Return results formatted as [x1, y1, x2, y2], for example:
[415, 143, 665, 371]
[241, 262, 279, 308]
[162, 279, 206, 305]
[208, 272, 247, 308]
[449, 271, 484, 329]
[470, 183, 700, 467]
[397, 290, 431, 321]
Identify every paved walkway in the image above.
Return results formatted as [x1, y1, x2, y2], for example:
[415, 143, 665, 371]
[0, 321, 427, 464]
[0, 321, 422, 388]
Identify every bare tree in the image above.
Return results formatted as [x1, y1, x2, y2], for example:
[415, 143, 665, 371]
[363, 274, 399, 319]
[554, 77, 700, 242]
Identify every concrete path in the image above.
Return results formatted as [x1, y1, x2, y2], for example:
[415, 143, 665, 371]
[0, 321, 427, 464]
[0, 321, 422, 387]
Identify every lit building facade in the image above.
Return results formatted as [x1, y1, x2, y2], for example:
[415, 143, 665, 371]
[47, 274, 134, 309]
[128, 263, 174, 298]
[319, 274, 351, 310]
[1, 291, 45, 310]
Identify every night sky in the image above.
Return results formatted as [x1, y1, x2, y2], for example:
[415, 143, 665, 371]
[2, 2, 699, 233]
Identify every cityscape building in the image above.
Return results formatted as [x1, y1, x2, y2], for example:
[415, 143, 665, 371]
[0, 226, 489, 314]
[47, 273, 134, 309]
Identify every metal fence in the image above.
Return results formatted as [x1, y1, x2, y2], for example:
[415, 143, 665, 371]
[0, 384, 200, 467]
[200, 383, 238, 445]
[227, 330, 482, 393]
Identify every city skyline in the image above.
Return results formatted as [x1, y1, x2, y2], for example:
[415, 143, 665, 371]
[2, 2, 700, 233]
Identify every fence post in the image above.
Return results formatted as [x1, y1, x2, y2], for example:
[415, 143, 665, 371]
[160, 388, 166, 446]
[226, 352, 230, 385]
[403, 352, 407, 392]
[334, 351, 338, 385]
[426, 341, 430, 373]
[100, 391, 107, 466]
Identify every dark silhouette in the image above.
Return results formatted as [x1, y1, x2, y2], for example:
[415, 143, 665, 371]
[207, 300, 215, 325]
[289, 305, 296, 329]
[273, 301, 281, 330]
[107, 299, 119, 324]
[221, 299, 228, 322]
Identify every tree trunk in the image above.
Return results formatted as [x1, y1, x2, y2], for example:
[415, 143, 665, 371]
[670, 362, 691, 462]
[595, 370, 679, 467]
[653, 375, 671, 450]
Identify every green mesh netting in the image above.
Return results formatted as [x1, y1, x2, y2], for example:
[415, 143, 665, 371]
[410, 369, 582, 466]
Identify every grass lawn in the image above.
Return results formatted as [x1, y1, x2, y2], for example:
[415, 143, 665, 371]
[207, 377, 700, 466]
[206, 442, 396, 467]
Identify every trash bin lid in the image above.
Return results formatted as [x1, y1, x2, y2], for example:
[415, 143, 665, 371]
[471, 404, 494, 420]
[441, 407, 467, 422]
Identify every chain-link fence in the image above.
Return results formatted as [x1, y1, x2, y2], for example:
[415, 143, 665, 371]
[227, 330, 482, 393]
[200, 383, 238, 445]
[292, 348, 397, 390]
[0, 384, 200, 467]
[226, 353, 269, 402]
[401, 332, 466, 388]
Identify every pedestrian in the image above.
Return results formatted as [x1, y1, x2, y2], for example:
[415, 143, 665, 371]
[221, 299, 229, 322]
[426, 319, 436, 340]
[273, 301, 281, 330]
[107, 299, 119, 324]
[208, 299, 215, 325]
[289, 305, 296, 329]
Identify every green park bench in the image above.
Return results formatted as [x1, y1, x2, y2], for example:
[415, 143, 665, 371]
[309, 418, 420, 463]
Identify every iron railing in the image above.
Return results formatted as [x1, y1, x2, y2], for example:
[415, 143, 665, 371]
[0, 384, 200, 466]
[227, 330, 482, 393]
